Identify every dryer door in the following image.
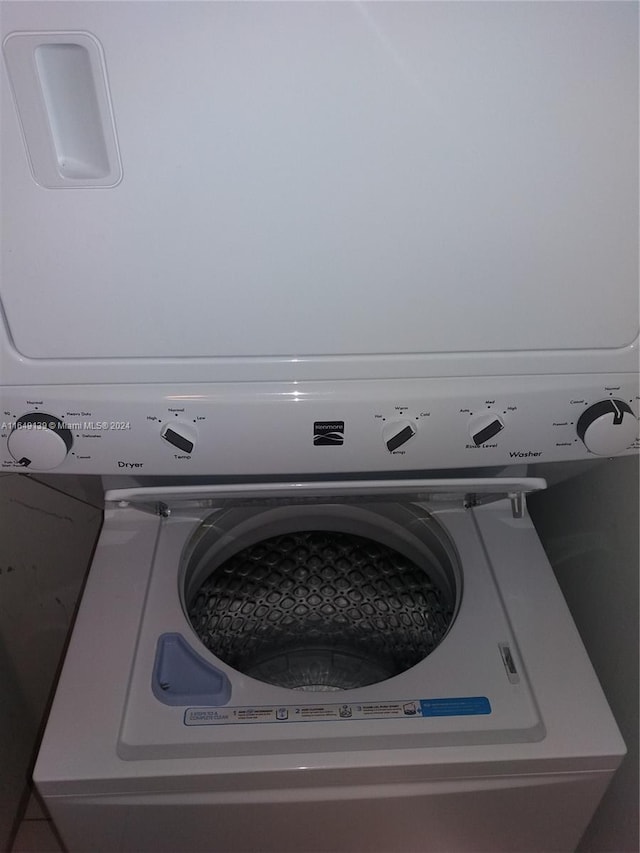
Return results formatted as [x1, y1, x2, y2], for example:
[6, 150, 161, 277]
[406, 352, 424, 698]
[2, 2, 637, 384]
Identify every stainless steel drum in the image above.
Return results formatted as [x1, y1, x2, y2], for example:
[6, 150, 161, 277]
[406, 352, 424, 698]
[182, 503, 461, 691]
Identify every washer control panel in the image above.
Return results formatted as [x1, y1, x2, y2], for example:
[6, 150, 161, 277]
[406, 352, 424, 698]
[1, 376, 638, 474]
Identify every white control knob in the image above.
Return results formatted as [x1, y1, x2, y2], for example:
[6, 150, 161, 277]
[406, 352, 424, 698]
[383, 420, 416, 452]
[160, 421, 197, 454]
[468, 414, 505, 446]
[577, 399, 637, 456]
[7, 413, 73, 470]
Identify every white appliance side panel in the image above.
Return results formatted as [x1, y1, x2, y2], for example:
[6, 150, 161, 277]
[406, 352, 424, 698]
[45, 771, 614, 853]
[1, 1, 638, 362]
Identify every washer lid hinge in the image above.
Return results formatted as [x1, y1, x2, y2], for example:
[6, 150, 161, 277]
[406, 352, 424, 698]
[113, 499, 170, 516]
[508, 492, 524, 519]
[464, 490, 525, 518]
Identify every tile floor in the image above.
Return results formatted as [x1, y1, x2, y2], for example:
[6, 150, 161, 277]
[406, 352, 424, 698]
[11, 796, 62, 853]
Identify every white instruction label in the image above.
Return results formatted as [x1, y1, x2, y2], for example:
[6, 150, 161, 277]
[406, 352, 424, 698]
[184, 697, 490, 726]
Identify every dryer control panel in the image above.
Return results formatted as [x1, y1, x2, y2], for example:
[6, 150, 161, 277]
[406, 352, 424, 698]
[1, 376, 638, 474]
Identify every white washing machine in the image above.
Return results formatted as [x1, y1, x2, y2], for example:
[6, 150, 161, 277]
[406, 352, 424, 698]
[1, 1, 638, 850]
[32, 476, 627, 852]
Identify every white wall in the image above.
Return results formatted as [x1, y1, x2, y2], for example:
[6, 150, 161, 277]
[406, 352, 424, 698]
[529, 456, 639, 853]
[0, 474, 102, 850]
[0, 624, 33, 851]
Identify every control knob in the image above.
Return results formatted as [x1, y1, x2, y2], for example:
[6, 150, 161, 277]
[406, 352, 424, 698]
[161, 421, 197, 454]
[468, 414, 505, 446]
[576, 399, 637, 456]
[383, 420, 416, 452]
[7, 413, 73, 470]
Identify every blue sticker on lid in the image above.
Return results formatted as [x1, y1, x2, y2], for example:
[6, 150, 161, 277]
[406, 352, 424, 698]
[420, 697, 491, 717]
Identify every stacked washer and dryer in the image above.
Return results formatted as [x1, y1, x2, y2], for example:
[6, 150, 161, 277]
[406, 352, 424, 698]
[1, 2, 638, 851]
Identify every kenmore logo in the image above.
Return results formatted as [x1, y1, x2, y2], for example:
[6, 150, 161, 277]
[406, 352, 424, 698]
[509, 451, 542, 458]
[314, 421, 345, 446]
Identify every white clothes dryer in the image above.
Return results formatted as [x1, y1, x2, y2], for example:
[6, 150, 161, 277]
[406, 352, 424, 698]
[34, 477, 625, 853]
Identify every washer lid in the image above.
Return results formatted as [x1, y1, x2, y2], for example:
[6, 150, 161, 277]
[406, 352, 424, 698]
[105, 477, 546, 518]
